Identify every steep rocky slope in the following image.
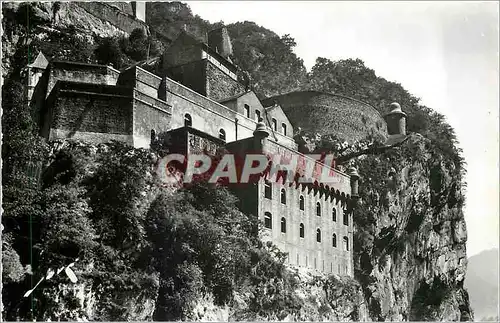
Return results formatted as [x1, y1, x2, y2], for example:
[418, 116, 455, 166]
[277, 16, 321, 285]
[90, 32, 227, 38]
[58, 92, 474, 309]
[292, 129, 472, 321]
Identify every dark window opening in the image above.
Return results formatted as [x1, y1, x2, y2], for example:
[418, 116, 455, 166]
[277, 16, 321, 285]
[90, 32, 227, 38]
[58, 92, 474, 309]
[184, 113, 192, 127]
[244, 104, 250, 118]
[316, 202, 321, 216]
[264, 180, 272, 199]
[255, 110, 261, 121]
[264, 212, 272, 229]
[280, 217, 286, 233]
[219, 129, 226, 141]
[272, 118, 277, 131]
[299, 223, 304, 238]
[343, 211, 348, 226]
[150, 129, 156, 143]
[343, 236, 349, 251]
[299, 195, 304, 210]
[281, 123, 287, 135]
[332, 233, 337, 247]
[332, 208, 337, 222]
[316, 229, 321, 242]
[280, 188, 286, 204]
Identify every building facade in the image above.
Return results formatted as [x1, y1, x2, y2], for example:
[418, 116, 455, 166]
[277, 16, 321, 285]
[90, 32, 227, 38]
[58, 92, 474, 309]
[27, 25, 407, 276]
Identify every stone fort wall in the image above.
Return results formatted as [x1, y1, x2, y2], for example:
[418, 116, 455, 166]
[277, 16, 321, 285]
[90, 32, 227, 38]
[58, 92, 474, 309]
[263, 91, 387, 144]
[76, 2, 148, 35]
[259, 139, 354, 275]
[43, 81, 135, 145]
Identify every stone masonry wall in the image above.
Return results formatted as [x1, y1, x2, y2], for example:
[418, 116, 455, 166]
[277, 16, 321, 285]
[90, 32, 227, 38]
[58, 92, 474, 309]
[263, 91, 387, 144]
[162, 77, 257, 142]
[47, 86, 133, 143]
[258, 178, 353, 276]
[256, 138, 354, 275]
[133, 90, 172, 148]
[166, 60, 207, 97]
[47, 63, 120, 99]
[76, 2, 148, 35]
[205, 60, 245, 102]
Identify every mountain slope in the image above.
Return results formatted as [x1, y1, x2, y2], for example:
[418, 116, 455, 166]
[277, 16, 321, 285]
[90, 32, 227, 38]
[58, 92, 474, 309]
[465, 249, 499, 321]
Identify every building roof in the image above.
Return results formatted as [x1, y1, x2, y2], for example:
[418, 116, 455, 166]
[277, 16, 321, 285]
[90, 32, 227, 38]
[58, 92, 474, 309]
[28, 52, 49, 69]
[176, 29, 237, 72]
[218, 90, 254, 103]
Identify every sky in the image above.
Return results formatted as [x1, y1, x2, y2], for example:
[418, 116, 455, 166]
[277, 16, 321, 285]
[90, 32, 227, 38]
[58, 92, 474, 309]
[186, 1, 499, 257]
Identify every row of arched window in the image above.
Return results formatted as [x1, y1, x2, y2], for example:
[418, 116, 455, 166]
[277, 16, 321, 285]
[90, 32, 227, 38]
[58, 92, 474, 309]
[183, 110, 288, 143]
[266, 181, 349, 226]
[243, 105, 287, 136]
[263, 212, 349, 251]
[184, 113, 227, 141]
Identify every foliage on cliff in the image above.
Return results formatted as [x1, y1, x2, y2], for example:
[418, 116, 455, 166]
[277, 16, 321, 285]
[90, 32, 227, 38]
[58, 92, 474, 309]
[1, 2, 163, 77]
[145, 2, 308, 98]
[306, 57, 464, 172]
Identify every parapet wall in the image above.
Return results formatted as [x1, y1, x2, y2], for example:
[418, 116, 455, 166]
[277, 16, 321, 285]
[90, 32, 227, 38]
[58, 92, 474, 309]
[47, 61, 120, 98]
[263, 91, 387, 143]
[76, 2, 148, 34]
[44, 81, 134, 143]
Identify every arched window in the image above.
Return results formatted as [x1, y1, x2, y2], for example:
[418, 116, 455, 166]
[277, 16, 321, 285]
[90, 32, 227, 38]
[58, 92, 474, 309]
[150, 129, 156, 143]
[244, 104, 250, 118]
[316, 202, 321, 216]
[299, 195, 305, 210]
[184, 113, 192, 127]
[219, 129, 226, 141]
[332, 233, 337, 247]
[343, 210, 349, 226]
[264, 212, 272, 229]
[264, 180, 272, 199]
[280, 188, 286, 204]
[255, 110, 261, 121]
[299, 223, 304, 238]
[272, 118, 277, 131]
[332, 208, 337, 222]
[280, 217, 286, 233]
[316, 229, 321, 242]
[343, 236, 349, 251]
[281, 123, 287, 135]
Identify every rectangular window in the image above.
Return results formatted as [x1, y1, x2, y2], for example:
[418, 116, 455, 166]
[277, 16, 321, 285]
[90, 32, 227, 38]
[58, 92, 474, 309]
[244, 104, 250, 118]
[255, 110, 261, 121]
[281, 123, 287, 136]
[272, 118, 277, 131]
[264, 180, 272, 199]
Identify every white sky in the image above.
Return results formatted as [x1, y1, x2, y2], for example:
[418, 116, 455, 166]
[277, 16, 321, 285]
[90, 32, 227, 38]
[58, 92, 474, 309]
[185, 1, 499, 257]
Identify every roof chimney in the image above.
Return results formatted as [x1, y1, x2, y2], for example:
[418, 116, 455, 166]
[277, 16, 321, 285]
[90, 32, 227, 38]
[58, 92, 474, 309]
[131, 2, 146, 22]
[208, 26, 233, 58]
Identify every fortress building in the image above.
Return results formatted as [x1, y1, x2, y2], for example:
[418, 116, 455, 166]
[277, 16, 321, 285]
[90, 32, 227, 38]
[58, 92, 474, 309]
[25, 23, 407, 276]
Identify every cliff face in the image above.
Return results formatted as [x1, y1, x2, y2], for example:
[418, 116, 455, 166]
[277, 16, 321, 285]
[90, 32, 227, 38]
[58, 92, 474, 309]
[295, 132, 472, 321]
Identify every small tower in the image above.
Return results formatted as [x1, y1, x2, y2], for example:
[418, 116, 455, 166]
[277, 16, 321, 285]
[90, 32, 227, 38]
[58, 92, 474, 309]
[208, 26, 233, 59]
[384, 102, 407, 136]
[253, 118, 270, 139]
[26, 51, 49, 106]
[347, 166, 360, 198]
[131, 1, 146, 22]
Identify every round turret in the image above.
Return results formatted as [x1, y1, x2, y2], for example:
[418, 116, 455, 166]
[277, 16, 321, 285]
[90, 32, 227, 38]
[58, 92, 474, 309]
[384, 102, 407, 136]
[253, 118, 269, 138]
[347, 166, 361, 197]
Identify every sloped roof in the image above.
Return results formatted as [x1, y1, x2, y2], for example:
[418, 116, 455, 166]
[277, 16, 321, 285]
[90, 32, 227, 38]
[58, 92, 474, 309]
[29, 52, 49, 69]
[218, 90, 254, 103]
[175, 29, 237, 72]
